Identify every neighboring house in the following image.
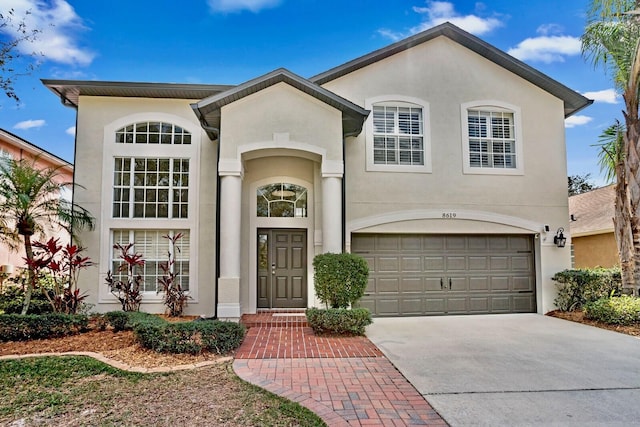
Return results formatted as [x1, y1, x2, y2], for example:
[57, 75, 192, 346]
[0, 128, 74, 275]
[568, 185, 618, 268]
[43, 23, 591, 318]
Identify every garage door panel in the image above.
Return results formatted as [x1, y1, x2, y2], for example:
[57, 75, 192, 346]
[469, 256, 489, 270]
[513, 276, 534, 291]
[491, 276, 510, 291]
[446, 256, 467, 271]
[469, 277, 490, 291]
[401, 277, 423, 292]
[402, 256, 422, 272]
[377, 278, 399, 293]
[425, 256, 445, 271]
[352, 234, 536, 316]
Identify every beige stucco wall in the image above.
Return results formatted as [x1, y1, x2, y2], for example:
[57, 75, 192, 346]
[323, 36, 572, 313]
[573, 233, 618, 268]
[74, 97, 217, 315]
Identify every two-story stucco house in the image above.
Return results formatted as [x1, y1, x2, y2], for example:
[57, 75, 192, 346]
[43, 23, 591, 318]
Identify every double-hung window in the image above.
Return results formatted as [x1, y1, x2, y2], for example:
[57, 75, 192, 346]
[462, 103, 523, 175]
[365, 97, 431, 173]
[373, 105, 424, 166]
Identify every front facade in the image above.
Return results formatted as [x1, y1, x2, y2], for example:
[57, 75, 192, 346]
[44, 23, 591, 317]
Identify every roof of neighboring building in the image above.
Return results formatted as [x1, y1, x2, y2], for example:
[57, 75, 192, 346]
[0, 128, 73, 172]
[569, 185, 615, 237]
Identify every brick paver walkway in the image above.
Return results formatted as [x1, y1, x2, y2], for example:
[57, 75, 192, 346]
[234, 314, 448, 426]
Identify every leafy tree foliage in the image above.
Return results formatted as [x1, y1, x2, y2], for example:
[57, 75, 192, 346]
[0, 8, 41, 102]
[568, 173, 596, 196]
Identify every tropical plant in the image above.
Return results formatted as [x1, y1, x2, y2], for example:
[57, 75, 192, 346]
[582, 0, 640, 292]
[595, 121, 634, 288]
[0, 156, 95, 314]
[105, 243, 144, 311]
[25, 237, 94, 314]
[157, 233, 190, 316]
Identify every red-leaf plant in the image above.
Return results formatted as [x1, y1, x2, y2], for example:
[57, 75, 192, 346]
[105, 243, 145, 312]
[26, 237, 94, 314]
[157, 233, 190, 316]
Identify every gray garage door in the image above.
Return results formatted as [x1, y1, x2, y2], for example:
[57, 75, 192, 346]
[352, 234, 536, 316]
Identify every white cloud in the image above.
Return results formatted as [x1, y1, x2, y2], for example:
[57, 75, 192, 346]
[565, 115, 593, 128]
[408, 1, 504, 36]
[207, 0, 282, 13]
[582, 89, 620, 104]
[14, 119, 45, 130]
[507, 23, 580, 63]
[65, 126, 76, 136]
[0, 0, 94, 66]
[507, 35, 580, 63]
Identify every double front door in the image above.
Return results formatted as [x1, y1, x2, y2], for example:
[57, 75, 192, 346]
[257, 229, 307, 308]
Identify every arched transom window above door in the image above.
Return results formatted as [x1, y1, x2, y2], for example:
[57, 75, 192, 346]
[257, 183, 307, 217]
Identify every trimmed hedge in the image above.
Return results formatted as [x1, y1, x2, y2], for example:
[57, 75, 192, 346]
[306, 307, 372, 336]
[133, 319, 246, 355]
[584, 295, 640, 325]
[313, 253, 369, 309]
[0, 313, 89, 341]
[552, 268, 621, 311]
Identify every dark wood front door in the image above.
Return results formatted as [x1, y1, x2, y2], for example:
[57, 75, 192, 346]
[257, 229, 307, 308]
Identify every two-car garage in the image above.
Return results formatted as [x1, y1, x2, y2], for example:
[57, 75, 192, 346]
[352, 234, 536, 316]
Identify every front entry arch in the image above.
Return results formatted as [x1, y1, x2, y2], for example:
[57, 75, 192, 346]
[257, 228, 307, 308]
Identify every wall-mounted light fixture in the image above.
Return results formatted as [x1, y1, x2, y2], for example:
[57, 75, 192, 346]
[553, 227, 566, 248]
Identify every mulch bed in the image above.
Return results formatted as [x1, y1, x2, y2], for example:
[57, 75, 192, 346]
[547, 309, 640, 337]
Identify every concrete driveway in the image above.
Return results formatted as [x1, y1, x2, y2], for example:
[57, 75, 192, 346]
[366, 314, 640, 426]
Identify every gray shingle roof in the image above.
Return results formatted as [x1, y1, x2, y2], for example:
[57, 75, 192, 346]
[569, 185, 615, 236]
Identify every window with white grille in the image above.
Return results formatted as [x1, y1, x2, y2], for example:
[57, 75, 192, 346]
[462, 102, 523, 175]
[113, 157, 189, 218]
[373, 105, 424, 166]
[115, 122, 191, 145]
[111, 229, 190, 292]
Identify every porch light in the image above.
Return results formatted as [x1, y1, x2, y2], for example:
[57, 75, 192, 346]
[553, 228, 566, 248]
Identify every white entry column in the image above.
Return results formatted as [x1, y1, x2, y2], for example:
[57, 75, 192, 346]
[218, 160, 242, 318]
[322, 160, 343, 253]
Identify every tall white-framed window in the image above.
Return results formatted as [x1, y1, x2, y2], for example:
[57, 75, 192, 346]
[461, 101, 524, 175]
[365, 96, 432, 173]
[113, 157, 189, 219]
[111, 229, 190, 293]
[101, 113, 199, 304]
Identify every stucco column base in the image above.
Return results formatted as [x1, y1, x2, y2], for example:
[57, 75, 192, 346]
[217, 277, 240, 318]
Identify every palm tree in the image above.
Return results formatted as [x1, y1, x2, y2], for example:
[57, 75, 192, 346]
[582, 0, 640, 292]
[0, 156, 95, 314]
[596, 121, 634, 288]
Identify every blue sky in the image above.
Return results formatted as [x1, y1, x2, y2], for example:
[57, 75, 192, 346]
[0, 0, 622, 186]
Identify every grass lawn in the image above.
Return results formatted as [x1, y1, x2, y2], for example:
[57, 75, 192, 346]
[0, 356, 326, 426]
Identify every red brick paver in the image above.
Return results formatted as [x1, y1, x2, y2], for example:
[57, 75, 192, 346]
[234, 313, 447, 426]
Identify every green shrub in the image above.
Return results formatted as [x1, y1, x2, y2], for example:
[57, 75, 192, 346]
[552, 268, 621, 311]
[313, 252, 369, 308]
[0, 285, 53, 315]
[0, 313, 89, 341]
[133, 319, 245, 354]
[306, 307, 372, 335]
[105, 311, 129, 332]
[584, 295, 640, 325]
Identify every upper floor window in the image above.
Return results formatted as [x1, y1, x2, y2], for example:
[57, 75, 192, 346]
[115, 121, 191, 145]
[365, 96, 431, 173]
[257, 183, 307, 217]
[461, 102, 523, 175]
[373, 105, 424, 166]
[113, 157, 189, 218]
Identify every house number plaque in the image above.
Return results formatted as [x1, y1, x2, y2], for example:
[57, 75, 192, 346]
[442, 212, 457, 218]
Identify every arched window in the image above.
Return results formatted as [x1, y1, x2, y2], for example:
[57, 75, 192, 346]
[115, 121, 191, 145]
[257, 183, 307, 217]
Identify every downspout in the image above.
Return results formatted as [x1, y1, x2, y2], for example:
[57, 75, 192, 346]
[341, 137, 346, 252]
